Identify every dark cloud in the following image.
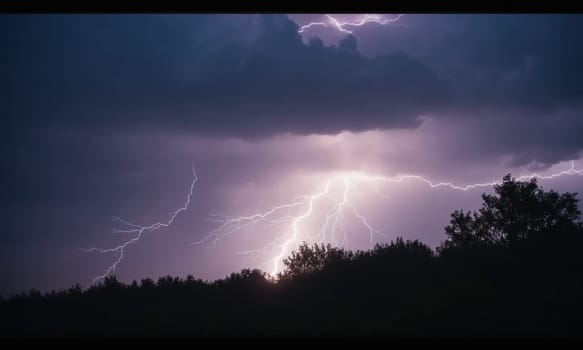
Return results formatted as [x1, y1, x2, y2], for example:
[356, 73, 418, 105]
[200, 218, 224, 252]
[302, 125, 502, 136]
[3, 13, 583, 203]
[1, 14, 451, 138]
[5, 14, 583, 163]
[426, 15, 583, 167]
[315, 14, 583, 166]
[431, 15, 583, 116]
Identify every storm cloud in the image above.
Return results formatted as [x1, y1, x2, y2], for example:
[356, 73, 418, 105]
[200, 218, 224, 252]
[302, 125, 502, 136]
[297, 14, 583, 166]
[3, 14, 583, 165]
[1, 14, 451, 137]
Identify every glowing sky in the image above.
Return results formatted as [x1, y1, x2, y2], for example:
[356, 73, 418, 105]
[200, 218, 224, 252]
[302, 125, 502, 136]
[2, 14, 583, 294]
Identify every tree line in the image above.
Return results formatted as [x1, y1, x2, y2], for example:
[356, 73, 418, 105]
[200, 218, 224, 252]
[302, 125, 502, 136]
[1, 174, 583, 336]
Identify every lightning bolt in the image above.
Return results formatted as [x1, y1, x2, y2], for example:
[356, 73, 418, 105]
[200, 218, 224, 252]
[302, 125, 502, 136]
[298, 14, 404, 34]
[83, 164, 198, 284]
[84, 159, 583, 283]
[195, 161, 583, 277]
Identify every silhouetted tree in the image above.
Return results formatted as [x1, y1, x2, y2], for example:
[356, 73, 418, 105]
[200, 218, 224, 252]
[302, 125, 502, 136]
[102, 276, 124, 289]
[280, 242, 352, 279]
[440, 174, 582, 250]
[157, 275, 183, 289]
[219, 268, 269, 287]
[366, 238, 434, 260]
[140, 278, 155, 289]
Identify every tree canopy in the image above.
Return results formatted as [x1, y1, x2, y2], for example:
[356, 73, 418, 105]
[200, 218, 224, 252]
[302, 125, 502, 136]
[441, 174, 582, 250]
[281, 242, 353, 279]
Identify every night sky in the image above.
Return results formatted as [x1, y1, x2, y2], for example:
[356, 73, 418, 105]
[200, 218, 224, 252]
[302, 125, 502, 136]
[2, 14, 583, 294]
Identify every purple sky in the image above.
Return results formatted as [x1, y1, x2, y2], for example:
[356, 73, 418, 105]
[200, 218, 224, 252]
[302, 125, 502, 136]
[1, 14, 583, 294]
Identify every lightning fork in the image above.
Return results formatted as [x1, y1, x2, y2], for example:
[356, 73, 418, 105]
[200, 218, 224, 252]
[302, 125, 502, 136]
[83, 164, 198, 284]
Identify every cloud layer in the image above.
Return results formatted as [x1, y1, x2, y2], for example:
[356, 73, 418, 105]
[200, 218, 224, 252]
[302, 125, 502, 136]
[2, 14, 451, 137]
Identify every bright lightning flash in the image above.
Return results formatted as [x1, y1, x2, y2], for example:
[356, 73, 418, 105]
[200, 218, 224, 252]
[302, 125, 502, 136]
[194, 162, 583, 277]
[298, 14, 404, 34]
[85, 161, 583, 283]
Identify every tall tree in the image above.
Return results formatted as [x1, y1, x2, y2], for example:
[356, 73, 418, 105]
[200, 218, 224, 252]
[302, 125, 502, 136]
[441, 174, 582, 249]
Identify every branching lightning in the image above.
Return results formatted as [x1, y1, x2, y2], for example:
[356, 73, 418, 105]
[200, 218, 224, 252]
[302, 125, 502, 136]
[195, 161, 583, 277]
[298, 14, 404, 34]
[83, 165, 198, 284]
[85, 160, 583, 283]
